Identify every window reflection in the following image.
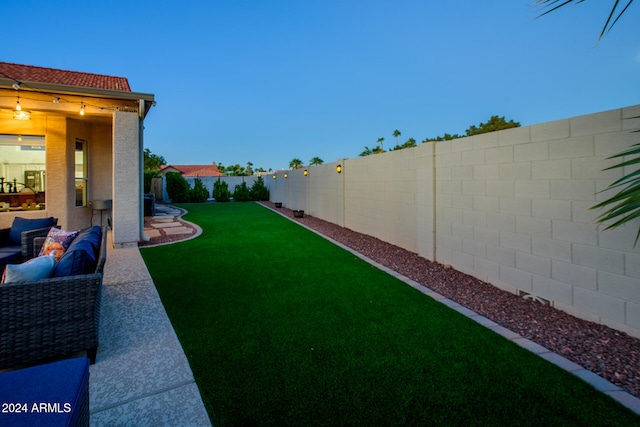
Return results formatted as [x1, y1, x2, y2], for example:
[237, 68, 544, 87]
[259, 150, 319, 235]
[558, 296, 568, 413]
[0, 135, 45, 211]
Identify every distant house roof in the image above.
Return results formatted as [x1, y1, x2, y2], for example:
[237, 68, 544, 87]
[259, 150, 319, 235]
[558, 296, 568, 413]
[160, 164, 225, 177]
[0, 61, 131, 92]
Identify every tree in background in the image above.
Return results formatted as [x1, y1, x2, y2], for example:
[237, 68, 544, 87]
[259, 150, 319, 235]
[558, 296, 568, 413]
[377, 137, 385, 150]
[143, 148, 165, 193]
[535, 0, 634, 40]
[246, 162, 254, 176]
[309, 157, 324, 165]
[465, 116, 520, 136]
[359, 138, 386, 156]
[223, 164, 246, 176]
[391, 137, 417, 151]
[144, 148, 165, 171]
[359, 145, 385, 156]
[423, 116, 520, 142]
[393, 130, 401, 147]
[289, 158, 303, 169]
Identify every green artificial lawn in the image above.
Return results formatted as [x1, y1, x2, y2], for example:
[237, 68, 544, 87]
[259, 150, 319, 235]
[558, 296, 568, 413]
[142, 203, 640, 426]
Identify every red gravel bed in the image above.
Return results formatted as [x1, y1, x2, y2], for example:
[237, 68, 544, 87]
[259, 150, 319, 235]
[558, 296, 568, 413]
[260, 201, 640, 399]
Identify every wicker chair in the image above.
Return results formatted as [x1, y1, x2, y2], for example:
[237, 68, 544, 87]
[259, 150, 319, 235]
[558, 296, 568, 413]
[0, 217, 58, 267]
[0, 226, 107, 370]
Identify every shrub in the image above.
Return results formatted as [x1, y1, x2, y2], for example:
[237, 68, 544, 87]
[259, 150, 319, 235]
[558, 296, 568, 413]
[213, 180, 231, 202]
[233, 182, 252, 201]
[250, 176, 270, 201]
[166, 172, 191, 203]
[190, 178, 209, 203]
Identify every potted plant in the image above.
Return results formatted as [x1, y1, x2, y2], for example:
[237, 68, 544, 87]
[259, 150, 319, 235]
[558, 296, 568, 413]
[293, 210, 304, 218]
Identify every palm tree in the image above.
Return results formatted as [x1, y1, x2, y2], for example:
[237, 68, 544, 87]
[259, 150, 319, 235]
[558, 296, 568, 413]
[246, 161, 254, 176]
[359, 145, 385, 156]
[309, 157, 324, 165]
[393, 130, 401, 147]
[289, 158, 303, 169]
[535, 0, 634, 39]
[377, 137, 385, 150]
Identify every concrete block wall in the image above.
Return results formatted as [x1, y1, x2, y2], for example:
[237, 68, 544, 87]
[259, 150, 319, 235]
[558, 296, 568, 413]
[307, 161, 345, 227]
[344, 148, 420, 253]
[271, 105, 640, 338]
[435, 105, 640, 337]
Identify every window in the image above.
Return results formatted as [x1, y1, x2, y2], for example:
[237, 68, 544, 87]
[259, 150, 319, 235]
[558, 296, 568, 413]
[0, 135, 46, 211]
[75, 139, 87, 207]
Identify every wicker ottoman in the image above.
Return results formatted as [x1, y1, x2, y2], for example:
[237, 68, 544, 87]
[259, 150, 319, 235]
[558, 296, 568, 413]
[0, 357, 89, 426]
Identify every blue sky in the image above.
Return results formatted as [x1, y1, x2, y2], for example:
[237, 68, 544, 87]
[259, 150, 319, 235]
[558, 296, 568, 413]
[5, 1, 639, 171]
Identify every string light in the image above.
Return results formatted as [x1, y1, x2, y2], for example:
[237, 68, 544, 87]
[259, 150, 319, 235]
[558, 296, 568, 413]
[15, 96, 21, 111]
[79, 103, 85, 116]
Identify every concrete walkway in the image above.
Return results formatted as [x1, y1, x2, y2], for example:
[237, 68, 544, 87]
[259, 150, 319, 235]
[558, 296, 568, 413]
[88, 230, 211, 425]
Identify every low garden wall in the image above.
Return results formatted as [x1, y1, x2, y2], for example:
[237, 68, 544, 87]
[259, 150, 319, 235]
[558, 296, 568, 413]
[268, 104, 640, 338]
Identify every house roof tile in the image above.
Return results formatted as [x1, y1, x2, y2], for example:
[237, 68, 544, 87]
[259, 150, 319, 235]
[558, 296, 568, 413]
[0, 61, 131, 92]
[162, 164, 225, 177]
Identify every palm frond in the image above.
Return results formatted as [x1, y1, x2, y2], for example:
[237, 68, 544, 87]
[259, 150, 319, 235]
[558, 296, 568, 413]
[590, 115, 640, 245]
[534, 0, 634, 39]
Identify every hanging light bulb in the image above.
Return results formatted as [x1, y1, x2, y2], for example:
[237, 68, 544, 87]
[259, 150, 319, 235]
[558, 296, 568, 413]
[13, 97, 31, 120]
[80, 103, 85, 116]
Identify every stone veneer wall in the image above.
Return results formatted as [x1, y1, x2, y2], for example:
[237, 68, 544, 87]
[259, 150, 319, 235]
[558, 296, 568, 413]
[269, 105, 640, 338]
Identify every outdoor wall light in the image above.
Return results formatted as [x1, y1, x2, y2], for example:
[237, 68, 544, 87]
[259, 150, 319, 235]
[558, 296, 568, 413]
[304, 169, 308, 176]
[284, 173, 288, 178]
[272, 174, 276, 179]
[336, 164, 342, 173]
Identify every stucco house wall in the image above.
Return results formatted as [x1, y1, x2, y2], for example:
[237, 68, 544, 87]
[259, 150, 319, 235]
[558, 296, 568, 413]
[0, 63, 153, 247]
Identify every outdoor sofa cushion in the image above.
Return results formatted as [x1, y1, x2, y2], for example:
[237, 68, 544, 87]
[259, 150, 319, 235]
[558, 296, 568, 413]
[0, 246, 22, 266]
[53, 226, 102, 277]
[0, 357, 90, 426]
[2, 253, 57, 283]
[38, 228, 79, 261]
[8, 216, 56, 245]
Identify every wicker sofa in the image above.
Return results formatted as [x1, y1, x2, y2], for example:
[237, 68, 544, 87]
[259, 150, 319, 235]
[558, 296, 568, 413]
[0, 226, 107, 370]
[0, 216, 58, 268]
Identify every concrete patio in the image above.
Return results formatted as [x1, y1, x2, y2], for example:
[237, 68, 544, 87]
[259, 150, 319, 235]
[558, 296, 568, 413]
[88, 233, 211, 426]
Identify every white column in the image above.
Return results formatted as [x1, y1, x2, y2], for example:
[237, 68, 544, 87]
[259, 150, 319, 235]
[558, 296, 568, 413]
[112, 111, 140, 247]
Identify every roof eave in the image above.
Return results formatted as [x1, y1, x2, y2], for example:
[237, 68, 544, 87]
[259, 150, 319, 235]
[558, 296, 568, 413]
[0, 78, 155, 116]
